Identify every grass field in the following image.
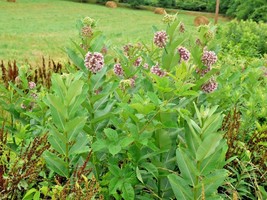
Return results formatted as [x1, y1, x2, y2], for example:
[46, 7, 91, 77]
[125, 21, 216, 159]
[0, 0, 225, 63]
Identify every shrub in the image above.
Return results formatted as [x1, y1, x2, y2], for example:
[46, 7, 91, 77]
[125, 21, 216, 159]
[217, 20, 267, 57]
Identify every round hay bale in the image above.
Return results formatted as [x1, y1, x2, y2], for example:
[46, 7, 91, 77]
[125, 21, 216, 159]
[154, 8, 166, 15]
[194, 16, 209, 26]
[7, 0, 16, 2]
[105, 1, 117, 8]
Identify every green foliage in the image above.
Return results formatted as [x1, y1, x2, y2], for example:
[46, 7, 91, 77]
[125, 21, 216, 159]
[217, 20, 267, 57]
[168, 104, 228, 199]
[2, 9, 267, 200]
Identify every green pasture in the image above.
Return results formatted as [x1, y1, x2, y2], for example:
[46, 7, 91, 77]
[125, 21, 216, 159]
[0, 0, 223, 63]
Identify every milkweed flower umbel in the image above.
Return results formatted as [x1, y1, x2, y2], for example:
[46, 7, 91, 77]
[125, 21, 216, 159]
[201, 78, 218, 93]
[153, 31, 168, 48]
[134, 57, 142, 67]
[28, 81, 36, 89]
[201, 50, 217, 67]
[178, 47, 190, 62]
[114, 63, 124, 76]
[84, 52, 104, 73]
[150, 63, 166, 77]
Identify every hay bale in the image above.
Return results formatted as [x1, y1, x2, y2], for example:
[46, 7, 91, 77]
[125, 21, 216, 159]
[105, 1, 117, 8]
[194, 16, 209, 26]
[154, 8, 166, 15]
[7, 0, 16, 2]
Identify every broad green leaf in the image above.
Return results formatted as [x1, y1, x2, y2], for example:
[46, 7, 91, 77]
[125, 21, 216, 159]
[130, 103, 156, 115]
[65, 116, 87, 141]
[122, 182, 135, 200]
[23, 188, 37, 200]
[147, 91, 160, 105]
[33, 191, 40, 200]
[196, 133, 223, 161]
[91, 139, 107, 152]
[120, 137, 134, 147]
[108, 144, 121, 156]
[69, 133, 89, 156]
[48, 135, 66, 155]
[202, 114, 223, 138]
[199, 169, 228, 197]
[168, 174, 193, 200]
[104, 128, 118, 141]
[136, 167, 144, 184]
[109, 165, 121, 176]
[141, 162, 158, 179]
[176, 149, 198, 186]
[65, 80, 84, 106]
[109, 177, 123, 194]
[43, 151, 68, 177]
[51, 74, 67, 100]
[46, 95, 66, 131]
[66, 48, 87, 73]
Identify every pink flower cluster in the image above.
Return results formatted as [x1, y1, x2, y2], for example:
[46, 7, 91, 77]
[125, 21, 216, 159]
[150, 63, 166, 77]
[84, 52, 104, 73]
[201, 50, 217, 67]
[28, 81, 36, 89]
[178, 47, 190, 62]
[201, 78, 218, 93]
[134, 57, 142, 67]
[114, 63, 124, 76]
[123, 43, 133, 57]
[153, 31, 168, 48]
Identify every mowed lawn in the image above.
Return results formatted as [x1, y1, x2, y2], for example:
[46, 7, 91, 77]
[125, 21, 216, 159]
[0, 0, 219, 63]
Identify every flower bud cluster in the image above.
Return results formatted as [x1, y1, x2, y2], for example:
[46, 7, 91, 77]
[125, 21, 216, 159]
[113, 63, 124, 76]
[201, 50, 217, 67]
[162, 14, 177, 24]
[123, 43, 134, 57]
[201, 78, 218, 93]
[82, 17, 96, 28]
[150, 63, 166, 77]
[81, 26, 93, 38]
[134, 57, 142, 67]
[153, 31, 168, 48]
[84, 52, 104, 73]
[178, 46, 190, 62]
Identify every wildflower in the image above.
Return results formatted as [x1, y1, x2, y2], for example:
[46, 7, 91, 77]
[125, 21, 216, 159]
[143, 63, 149, 70]
[153, 31, 168, 48]
[134, 57, 142, 67]
[114, 63, 124, 76]
[201, 78, 218, 93]
[201, 50, 217, 67]
[179, 22, 185, 33]
[204, 30, 214, 40]
[129, 77, 135, 87]
[150, 63, 166, 77]
[84, 51, 104, 73]
[178, 46, 190, 62]
[82, 17, 96, 27]
[31, 93, 38, 99]
[81, 26, 93, 38]
[196, 66, 211, 76]
[123, 43, 133, 57]
[162, 13, 177, 24]
[28, 81, 36, 89]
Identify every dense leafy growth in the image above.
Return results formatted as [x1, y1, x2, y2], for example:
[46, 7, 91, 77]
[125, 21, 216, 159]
[0, 10, 267, 200]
